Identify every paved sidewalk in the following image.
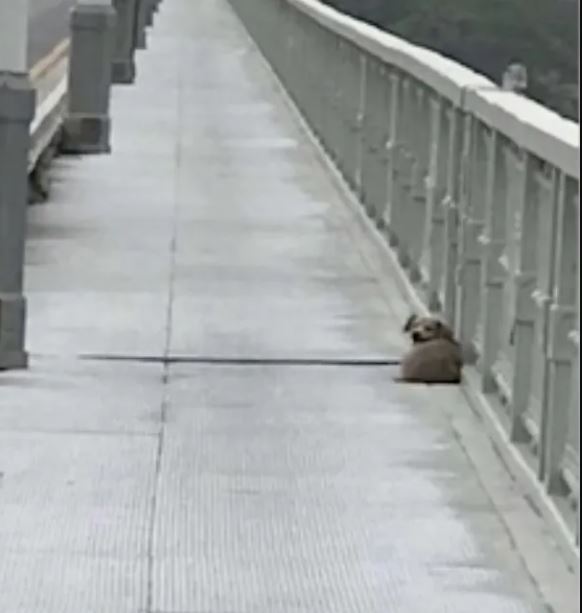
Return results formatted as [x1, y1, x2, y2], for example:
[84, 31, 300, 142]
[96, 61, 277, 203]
[0, 0, 576, 611]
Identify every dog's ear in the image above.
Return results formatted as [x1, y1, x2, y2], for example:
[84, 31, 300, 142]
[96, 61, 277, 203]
[403, 314, 417, 332]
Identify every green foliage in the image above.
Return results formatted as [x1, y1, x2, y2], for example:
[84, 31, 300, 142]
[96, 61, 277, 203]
[322, 0, 579, 120]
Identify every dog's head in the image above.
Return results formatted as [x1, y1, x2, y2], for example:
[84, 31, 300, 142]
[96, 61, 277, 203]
[403, 314, 455, 344]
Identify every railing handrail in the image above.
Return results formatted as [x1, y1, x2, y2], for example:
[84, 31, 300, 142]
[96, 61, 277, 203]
[465, 88, 579, 179]
[288, 0, 580, 179]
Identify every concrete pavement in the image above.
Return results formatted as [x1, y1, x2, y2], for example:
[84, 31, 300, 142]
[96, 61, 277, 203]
[0, 0, 578, 611]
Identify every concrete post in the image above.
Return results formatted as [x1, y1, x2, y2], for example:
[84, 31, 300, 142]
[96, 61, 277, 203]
[111, 0, 137, 84]
[134, 0, 148, 50]
[0, 0, 36, 369]
[62, 1, 116, 154]
[146, 0, 156, 26]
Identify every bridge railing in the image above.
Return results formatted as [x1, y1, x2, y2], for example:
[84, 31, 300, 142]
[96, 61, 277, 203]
[29, 40, 70, 174]
[229, 0, 580, 562]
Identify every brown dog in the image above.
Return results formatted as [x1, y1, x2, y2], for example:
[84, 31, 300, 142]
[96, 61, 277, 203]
[399, 314, 462, 384]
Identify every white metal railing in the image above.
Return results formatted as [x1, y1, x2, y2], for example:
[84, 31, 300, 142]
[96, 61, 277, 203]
[29, 39, 70, 172]
[229, 0, 580, 560]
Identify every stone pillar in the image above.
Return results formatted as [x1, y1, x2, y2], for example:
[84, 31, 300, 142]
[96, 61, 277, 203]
[112, 0, 138, 84]
[62, 2, 116, 154]
[0, 0, 35, 370]
[134, 0, 148, 50]
[146, 0, 155, 27]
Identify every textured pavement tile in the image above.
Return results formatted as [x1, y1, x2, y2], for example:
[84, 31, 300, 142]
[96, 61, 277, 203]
[0, 553, 146, 613]
[0, 431, 157, 556]
[0, 358, 163, 434]
[149, 364, 543, 613]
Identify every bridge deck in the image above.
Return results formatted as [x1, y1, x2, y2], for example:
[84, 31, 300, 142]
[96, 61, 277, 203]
[0, 0, 573, 611]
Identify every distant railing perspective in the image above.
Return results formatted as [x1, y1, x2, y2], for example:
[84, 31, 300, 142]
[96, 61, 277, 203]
[229, 0, 580, 563]
[24, 0, 157, 175]
[1, 0, 158, 370]
[29, 0, 154, 170]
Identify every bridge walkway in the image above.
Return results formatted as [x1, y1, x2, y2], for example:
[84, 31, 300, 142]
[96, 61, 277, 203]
[0, 0, 576, 611]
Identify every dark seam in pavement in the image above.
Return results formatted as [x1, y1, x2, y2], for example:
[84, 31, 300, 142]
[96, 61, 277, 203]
[0, 427, 157, 437]
[146, 389, 168, 613]
[78, 354, 402, 367]
[145, 610, 240, 613]
[145, 39, 184, 613]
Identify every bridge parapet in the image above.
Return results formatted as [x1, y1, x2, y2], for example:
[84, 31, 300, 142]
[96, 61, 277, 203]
[230, 0, 580, 565]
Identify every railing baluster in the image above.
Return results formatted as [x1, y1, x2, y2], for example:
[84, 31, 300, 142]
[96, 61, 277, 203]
[442, 107, 463, 326]
[482, 134, 516, 395]
[384, 71, 401, 244]
[424, 96, 447, 311]
[509, 153, 538, 442]
[408, 84, 430, 281]
[544, 174, 579, 491]
[458, 118, 488, 361]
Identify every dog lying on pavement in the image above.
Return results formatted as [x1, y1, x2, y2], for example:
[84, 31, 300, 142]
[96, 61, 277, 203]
[398, 314, 463, 384]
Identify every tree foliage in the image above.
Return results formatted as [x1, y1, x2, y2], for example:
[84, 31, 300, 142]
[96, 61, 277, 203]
[322, 0, 579, 120]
